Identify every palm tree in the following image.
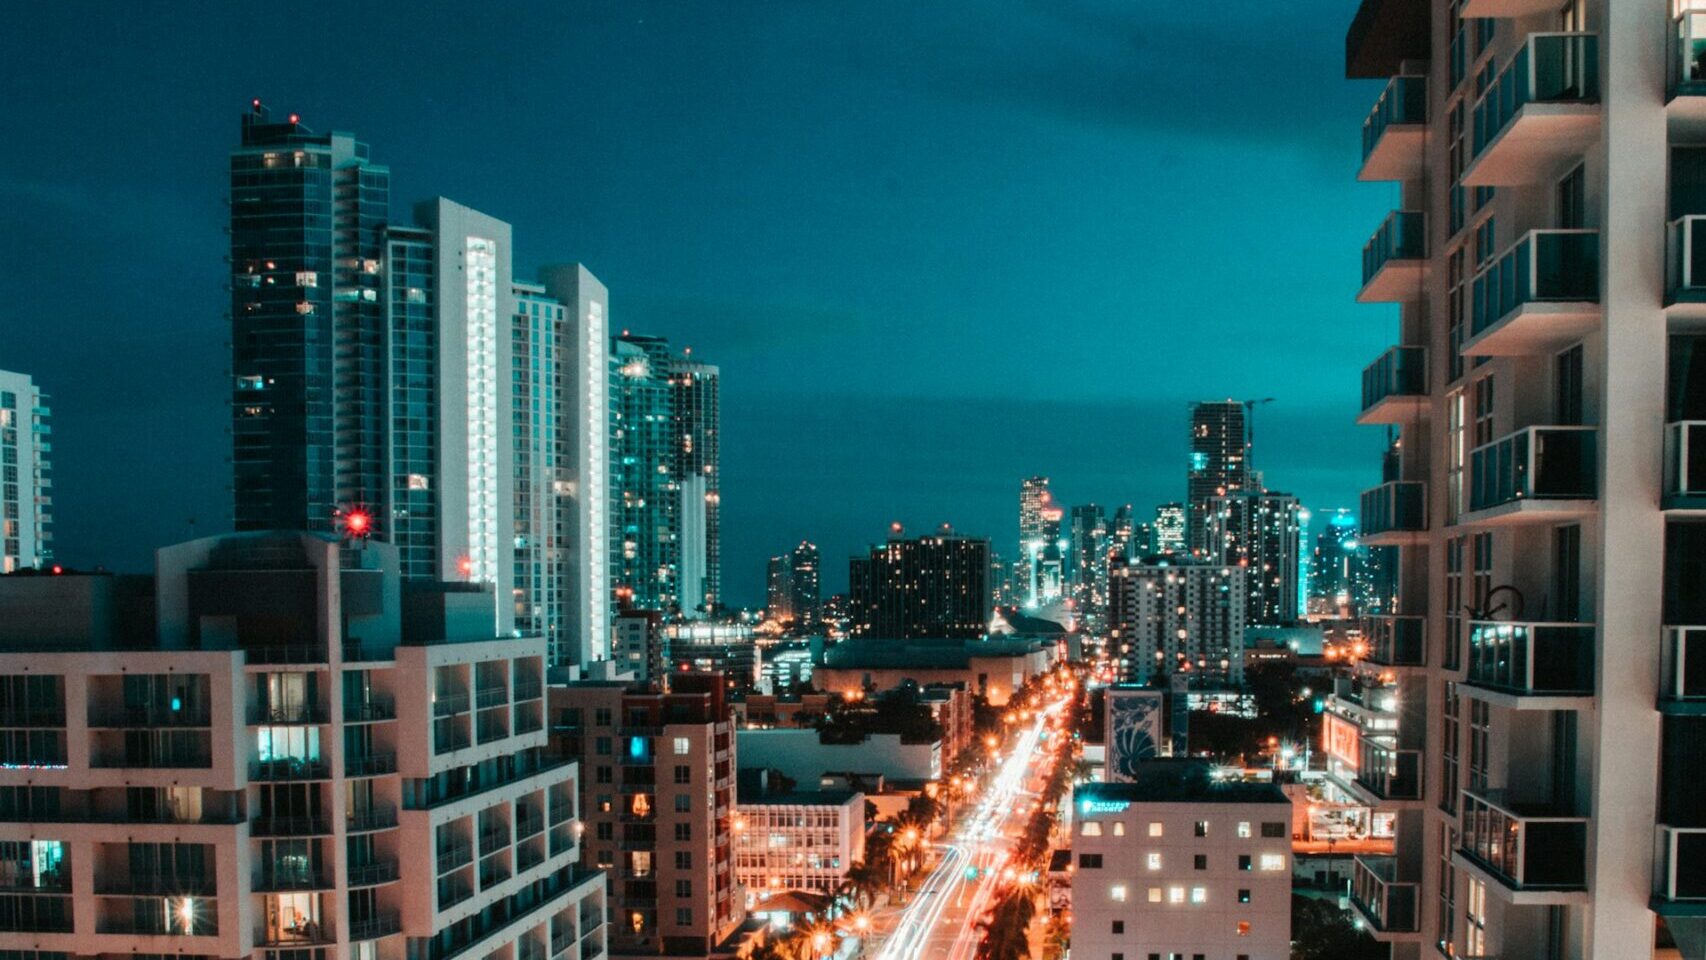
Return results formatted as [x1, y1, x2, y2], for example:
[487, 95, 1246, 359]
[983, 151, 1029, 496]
[975, 890, 1035, 960]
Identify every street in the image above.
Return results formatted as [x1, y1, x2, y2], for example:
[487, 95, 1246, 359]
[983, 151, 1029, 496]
[871, 699, 1066, 960]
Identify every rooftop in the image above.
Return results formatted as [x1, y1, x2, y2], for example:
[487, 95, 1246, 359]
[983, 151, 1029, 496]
[1075, 760, 1289, 807]
[823, 637, 1043, 670]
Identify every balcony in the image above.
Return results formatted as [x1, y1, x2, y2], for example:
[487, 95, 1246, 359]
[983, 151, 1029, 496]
[1359, 211, 1426, 303]
[348, 805, 399, 833]
[1359, 480, 1426, 545]
[345, 752, 397, 778]
[438, 841, 475, 875]
[348, 912, 403, 941]
[1465, 230, 1600, 356]
[1356, 741, 1423, 802]
[1656, 825, 1706, 909]
[248, 702, 329, 726]
[1365, 614, 1426, 668]
[1671, 10, 1706, 134]
[1350, 855, 1420, 936]
[1663, 627, 1706, 714]
[1669, 218, 1706, 310]
[253, 869, 334, 892]
[1461, 0, 1558, 15]
[1463, 33, 1600, 187]
[348, 860, 401, 887]
[1466, 621, 1594, 703]
[1666, 421, 1706, 511]
[89, 705, 213, 729]
[251, 815, 333, 837]
[1359, 346, 1427, 425]
[434, 692, 470, 717]
[1458, 789, 1588, 900]
[1360, 76, 1426, 182]
[250, 758, 332, 781]
[1466, 426, 1597, 523]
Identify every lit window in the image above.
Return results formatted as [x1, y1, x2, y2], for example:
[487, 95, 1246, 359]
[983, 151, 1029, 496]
[1168, 887, 1185, 904]
[408, 474, 430, 491]
[1190, 887, 1206, 904]
[1147, 853, 1162, 870]
[673, 737, 691, 755]
[1112, 822, 1126, 836]
[1110, 885, 1127, 903]
[295, 271, 318, 287]
[1147, 888, 1162, 903]
[1259, 854, 1285, 871]
[1148, 822, 1164, 837]
[1237, 821, 1252, 838]
[1083, 822, 1102, 836]
[1193, 821, 1208, 837]
[1236, 921, 1251, 936]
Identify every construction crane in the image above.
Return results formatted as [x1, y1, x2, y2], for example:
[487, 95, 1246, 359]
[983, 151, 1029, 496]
[1244, 397, 1276, 460]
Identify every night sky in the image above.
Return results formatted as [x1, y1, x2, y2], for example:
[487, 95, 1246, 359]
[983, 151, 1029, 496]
[1, 1, 1396, 605]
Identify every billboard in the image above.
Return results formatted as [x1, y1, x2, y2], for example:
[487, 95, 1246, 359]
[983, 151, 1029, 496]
[1105, 687, 1165, 781]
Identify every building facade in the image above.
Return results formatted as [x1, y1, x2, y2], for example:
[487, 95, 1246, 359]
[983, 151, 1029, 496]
[765, 542, 821, 629]
[1201, 491, 1302, 626]
[848, 533, 991, 639]
[1186, 401, 1252, 553]
[1070, 764, 1292, 960]
[1107, 556, 1246, 687]
[0, 368, 51, 573]
[732, 791, 864, 902]
[1344, 0, 1706, 955]
[0, 531, 605, 960]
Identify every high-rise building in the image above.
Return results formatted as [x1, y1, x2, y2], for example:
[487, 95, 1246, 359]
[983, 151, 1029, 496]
[733, 788, 864, 902]
[1106, 555, 1245, 688]
[1070, 763, 1292, 960]
[1017, 476, 1065, 606]
[0, 368, 51, 572]
[548, 673, 748, 958]
[540, 265, 613, 667]
[513, 281, 567, 652]
[1307, 508, 1366, 618]
[609, 334, 720, 620]
[849, 531, 991, 639]
[612, 608, 667, 684]
[0, 531, 605, 959]
[1068, 503, 1110, 627]
[1342, 1, 1706, 953]
[1202, 490, 1302, 625]
[1153, 502, 1187, 555]
[764, 541, 821, 628]
[230, 104, 390, 535]
[1186, 401, 1252, 552]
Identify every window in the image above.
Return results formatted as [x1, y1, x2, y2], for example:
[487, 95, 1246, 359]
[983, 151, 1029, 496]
[1111, 921, 1124, 934]
[594, 708, 612, 726]
[1112, 822, 1125, 836]
[1237, 855, 1252, 871]
[674, 765, 691, 784]
[1193, 855, 1207, 870]
[1556, 344, 1584, 425]
[1147, 887, 1162, 903]
[1189, 887, 1206, 904]
[1236, 921, 1251, 936]
[1193, 821, 1208, 837]
[673, 737, 691, 755]
[1238, 888, 1251, 904]
[1148, 822, 1163, 837]
[1236, 821, 1251, 838]
[595, 736, 611, 756]
[676, 908, 692, 926]
[675, 794, 691, 813]
[1146, 853, 1162, 871]
[1082, 822, 1102, 837]
[1260, 821, 1285, 838]
[1168, 887, 1185, 904]
[674, 823, 692, 841]
[676, 879, 692, 897]
[1259, 854, 1286, 871]
[596, 822, 612, 840]
[675, 851, 692, 869]
[1111, 885, 1127, 903]
[1556, 164, 1586, 230]
[1079, 854, 1103, 869]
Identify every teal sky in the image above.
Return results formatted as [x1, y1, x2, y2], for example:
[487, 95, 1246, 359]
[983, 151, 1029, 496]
[1, 1, 1397, 603]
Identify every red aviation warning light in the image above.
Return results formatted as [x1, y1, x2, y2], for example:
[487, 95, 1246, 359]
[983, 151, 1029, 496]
[457, 556, 474, 577]
[336, 507, 374, 541]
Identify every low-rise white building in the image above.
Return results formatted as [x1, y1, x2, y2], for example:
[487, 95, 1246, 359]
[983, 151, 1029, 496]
[734, 790, 864, 902]
[1071, 760, 1292, 960]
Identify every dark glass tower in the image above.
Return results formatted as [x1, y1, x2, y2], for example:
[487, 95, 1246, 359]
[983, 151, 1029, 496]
[229, 102, 390, 533]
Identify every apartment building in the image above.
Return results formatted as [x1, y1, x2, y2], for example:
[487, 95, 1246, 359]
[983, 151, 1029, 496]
[0, 531, 605, 960]
[1346, 0, 1704, 955]
[547, 675, 749, 959]
[1070, 762, 1292, 960]
[733, 789, 864, 903]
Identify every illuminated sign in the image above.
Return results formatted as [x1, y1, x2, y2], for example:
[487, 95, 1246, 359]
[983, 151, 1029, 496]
[1078, 799, 1131, 815]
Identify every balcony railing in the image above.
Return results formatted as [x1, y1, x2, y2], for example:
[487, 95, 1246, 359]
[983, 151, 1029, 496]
[251, 815, 333, 837]
[476, 687, 509, 710]
[345, 752, 397, 778]
[1468, 426, 1597, 514]
[250, 758, 331, 781]
[1467, 621, 1595, 697]
[1669, 217, 1706, 304]
[1460, 789, 1588, 891]
[1360, 481, 1426, 537]
[1356, 741, 1423, 801]
[1657, 825, 1706, 901]
[1471, 230, 1600, 339]
[89, 705, 213, 729]
[1663, 626, 1706, 706]
[1351, 855, 1420, 933]
[348, 912, 403, 941]
[433, 692, 470, 717]
[247, 703, 328, 726]
[514, 679, 543, 702]
[1666, 421, 1706, 506]
[437, 841, 474, 874]
[347, 860, 401, 887]
[1360, 346, 1426, 418]
[1365, 615, 1426, 668]
[1472, 33, 1599, 158]
[1360, 210, 1426, 297]
[1675, 11, 1706, 98]
[1362, 75, 1426, 166]
[94, 872, 217, 896]
[347, 805, 399, 833]
[344, 696, 396, 723]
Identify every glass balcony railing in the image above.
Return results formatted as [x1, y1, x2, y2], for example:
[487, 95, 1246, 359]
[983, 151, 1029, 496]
[1365, 614, 1426, 668]
[1468, 426, 1597, 513]
[1360, 481, 1426, 537]
[1362, 211, 1426, 289]
[1471, 230, 1600, 338]
[1361, 346, 1427, 415]
[1460, 789, 1587, 891]
[1666, 421, 1706, 505]
[1668, 217, 1706, 303]
[1675, 11, 1706, 98]
[1663, 626, 1706, 706]
[1472, 33, 1599, 158]
[1467, 621, 1595, 696]
[1657, 825, 1706, 901]
[1357, 740, 1423, 801]
[1351, 855, 1420, 933]
[1362, 76, 1427, 163]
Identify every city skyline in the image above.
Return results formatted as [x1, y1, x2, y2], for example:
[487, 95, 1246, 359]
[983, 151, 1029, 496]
[1, 1, 1389, 606]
